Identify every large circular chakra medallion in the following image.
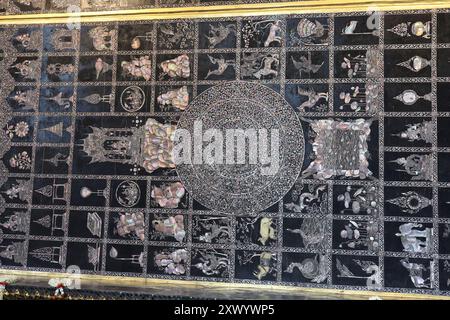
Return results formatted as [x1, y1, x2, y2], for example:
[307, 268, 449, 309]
[176, 82, 304, 214]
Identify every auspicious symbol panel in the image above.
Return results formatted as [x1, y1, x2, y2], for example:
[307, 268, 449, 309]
[1, 10, 450, 297]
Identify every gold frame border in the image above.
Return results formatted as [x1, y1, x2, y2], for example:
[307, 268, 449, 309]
[1, 0, 450, 300]
[2, 269, 450, 300]
[0, 0, 450, 24]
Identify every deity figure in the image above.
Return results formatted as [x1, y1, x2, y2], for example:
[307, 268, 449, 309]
[0, 211, 29, 233]
[390, 154, 433, 181]
[393, 121, 433, 144]
[205, 55, 235, 79]
[193, 249, 230, 277]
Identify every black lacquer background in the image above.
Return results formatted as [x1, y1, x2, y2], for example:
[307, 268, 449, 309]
[0, 10, 450, 297]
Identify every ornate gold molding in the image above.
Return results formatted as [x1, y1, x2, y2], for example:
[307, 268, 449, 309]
[0, 0, 449, 25]
[1, 269, 449, 300]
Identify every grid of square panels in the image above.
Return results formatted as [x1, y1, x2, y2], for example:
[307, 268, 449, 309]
[1, 10, 450, 297]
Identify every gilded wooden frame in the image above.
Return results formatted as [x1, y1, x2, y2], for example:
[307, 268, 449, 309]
[1, 0, 450, 300]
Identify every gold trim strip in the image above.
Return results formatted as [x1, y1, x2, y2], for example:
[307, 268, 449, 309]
[1, 269, 449, 300]
[0, 0, 449, 25]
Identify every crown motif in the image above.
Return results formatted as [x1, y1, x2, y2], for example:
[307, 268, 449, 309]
[397, 55, 430, 72]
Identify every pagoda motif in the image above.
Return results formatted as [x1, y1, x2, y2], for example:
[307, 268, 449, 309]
[29, 245, 64, 265]
[79, 118, 176, 174]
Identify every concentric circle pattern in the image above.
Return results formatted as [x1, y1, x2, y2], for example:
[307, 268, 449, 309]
[176, 81, 305, 215]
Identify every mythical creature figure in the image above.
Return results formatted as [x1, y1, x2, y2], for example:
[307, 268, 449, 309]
[258, 218, 277, 246]
[195, 217, 231, 244]
[239, 251, 277, 280]
[287, 218, 327, 250]
[253, 54, 279, 79]
[285, 254, 328, 283]
[285, 184, 327, 213]
[151, 182, 186, 209]
[297, 87, 329, 112]
[205, 55, 235, 79]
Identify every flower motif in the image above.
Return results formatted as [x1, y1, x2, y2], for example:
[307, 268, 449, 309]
[9, 151, 32, 171]
[152, 214, 186, 242]
[5, 125, 16, 139]
[155, 249, 188, 275]
[151, 182, 186, 209]
[116, 212, 145, 241]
